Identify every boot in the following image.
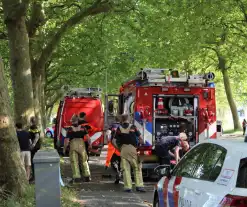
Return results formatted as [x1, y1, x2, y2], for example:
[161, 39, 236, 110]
[69, 178, 81, 184]
[84, 177, 91, 182]
[124, 189, 132, 193]
[74, 178, 81, 183]
[114, 174, 120, 184]
[136, 187, 146, 193]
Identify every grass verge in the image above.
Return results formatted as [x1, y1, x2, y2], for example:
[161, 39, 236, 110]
[0, 185, 81, 207]
[41, 137, 54, 149]
[223, 129, 242, 134]
[0, 138, 81, 207]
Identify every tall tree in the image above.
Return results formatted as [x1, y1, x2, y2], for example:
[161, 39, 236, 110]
[29, 0, 113, 131]
[0, 57, 27, 197]
[1, 0, 35, 126]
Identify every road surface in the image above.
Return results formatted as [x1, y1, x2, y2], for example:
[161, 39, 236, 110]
[61, 150, 154, 207]
[61, 134, 245, 206]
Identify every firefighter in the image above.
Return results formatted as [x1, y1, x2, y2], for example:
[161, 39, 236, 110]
[28, 117, 41, 182]
[78, 112, 90, 158]
[115, 114, 145, 193]
[155, 124, 189, 166]
[78, 112, 101, 157]
[63, 114, 91, 183]
[105, 116, 121, 184]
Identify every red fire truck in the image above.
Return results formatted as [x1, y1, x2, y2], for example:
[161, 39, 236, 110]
[54, 87, 104, 155]
[104, 68, 217, 175]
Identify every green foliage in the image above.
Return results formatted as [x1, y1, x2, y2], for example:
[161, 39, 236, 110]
[0, 186, 34, 207]
[0, 41, 13, 109]
[2, 0, 247, 121]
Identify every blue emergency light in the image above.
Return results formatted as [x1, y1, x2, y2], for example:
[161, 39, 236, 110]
[136, 82, 141, 86]
[208, 82, 215, 88]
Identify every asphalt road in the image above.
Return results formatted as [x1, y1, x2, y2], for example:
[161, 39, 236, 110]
[61, 134, 245, 206]
[62, 153, 155, 207]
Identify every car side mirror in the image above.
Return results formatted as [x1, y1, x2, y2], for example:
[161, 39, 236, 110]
[154, 164, 171, 179]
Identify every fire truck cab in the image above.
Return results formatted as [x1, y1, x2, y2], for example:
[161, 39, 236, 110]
[105, 68, 217, 175]
[54, 86, 104, 155]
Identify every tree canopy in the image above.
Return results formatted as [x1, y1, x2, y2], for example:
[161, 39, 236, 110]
[2, 0, 247, 196]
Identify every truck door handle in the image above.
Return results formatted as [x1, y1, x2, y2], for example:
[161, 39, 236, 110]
[175, 185, 180, 191]
[194, 190, 201, 195]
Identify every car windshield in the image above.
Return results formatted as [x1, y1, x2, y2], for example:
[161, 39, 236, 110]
[236, 157, 247, 188]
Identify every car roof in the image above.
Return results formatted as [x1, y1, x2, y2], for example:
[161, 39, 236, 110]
[202, 139, 247, 156]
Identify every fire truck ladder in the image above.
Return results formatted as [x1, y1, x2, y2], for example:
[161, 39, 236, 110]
[136, 68, 211, 87]
[61, 86, 102, 98]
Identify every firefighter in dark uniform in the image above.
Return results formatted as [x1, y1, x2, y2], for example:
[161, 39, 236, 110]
[78, 112, 102, 157]
[28, 117, 41, 182]
[115, 114, 145, 193]
[64, 114, 91, 183]
[155, 125, 189, 166]
[78, 112, 90, 158]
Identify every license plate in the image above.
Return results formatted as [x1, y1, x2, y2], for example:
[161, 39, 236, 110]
[179, 197, 192, 207]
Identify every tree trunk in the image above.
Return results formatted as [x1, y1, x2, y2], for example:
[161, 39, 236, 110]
[46, 104, 54, 124]
[32, 67, 45, 137]
[221, 69, 241, 130]
[2, 2, 35, 127]
[0, 57, 27, 197]
[41, 82, 47, 130]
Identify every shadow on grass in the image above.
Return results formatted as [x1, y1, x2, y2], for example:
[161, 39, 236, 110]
[223, 129, 242, 134]
[0, 185, 82, 207]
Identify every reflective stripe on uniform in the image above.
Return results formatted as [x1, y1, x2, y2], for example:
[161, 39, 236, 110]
[119, 126, 131, 134]
[29, 129, 40, 133]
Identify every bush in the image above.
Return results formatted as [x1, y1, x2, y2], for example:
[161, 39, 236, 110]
[0, 185, 81, 207]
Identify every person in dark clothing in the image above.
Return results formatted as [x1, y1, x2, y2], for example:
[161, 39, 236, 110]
[78, 112, 102, 157]
[28, 117, 41, 181]
[115, 114, 145, 193]
[155, 135, 189, 166]
[64, 115, 91, 183]
[78, 112, 87, 125]
[16, 122, 32, 180]
[243, 119, 247, 135]
[78, 112, 91, 159]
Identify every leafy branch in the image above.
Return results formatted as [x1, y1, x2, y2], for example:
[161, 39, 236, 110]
[35, 0, 113, 71]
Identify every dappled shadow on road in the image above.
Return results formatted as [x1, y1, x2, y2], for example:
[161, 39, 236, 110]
[221, 133, 244, 139]
[76, 187, 151, 207]
[61, 156, 154, 207]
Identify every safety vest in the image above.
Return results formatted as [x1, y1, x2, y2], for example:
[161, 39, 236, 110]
[105, 142, 120, 167]
[28, 126, 41, 150]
